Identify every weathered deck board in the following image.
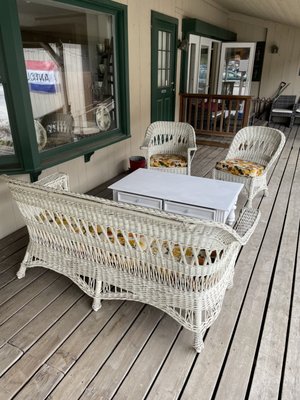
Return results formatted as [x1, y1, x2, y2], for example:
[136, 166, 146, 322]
[49, 302, 144, 400]
[0, 227, 27, 253]
[0, 297, 91, 399]
[214, 130, 299, 400]
[80, 306, 163, 400]
[13, 364, 63, 400]
[0, 123, 299, 399]
[248, 134, 300, 399]
[0, 271, 58, 323]
[113, 316, 181, 400]
[180, 125, 297, 400]
[146, 328, 196, 400]
[47, 300, 123, 374]
[282, 216, 300, 399]
[9, 285, 84, 352]
[0, 344, 23, 377]
[0, 276, 71, 348]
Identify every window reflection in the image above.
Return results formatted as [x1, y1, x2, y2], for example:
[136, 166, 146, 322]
[222, 48, 250, 95]
[17, 0, 118, 151]
[0, 83, 15, 155]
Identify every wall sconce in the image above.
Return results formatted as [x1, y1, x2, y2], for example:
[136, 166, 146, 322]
[177, 38, 189, 51]
[271, 44, 279, 54]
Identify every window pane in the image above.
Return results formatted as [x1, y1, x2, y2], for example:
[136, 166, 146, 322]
[0, 83, 15, 155]
[158, 69, 162, 87]
[166, 50, 170, 69]
[166, 33, 171, 51]
[162, 32, 167, 51]
[158, 31, 163, 51]
[162, 51, 166, 69]
[17, 0, 118, 151]
[158, 50, 162, 69]
[161, 69, 166, 86]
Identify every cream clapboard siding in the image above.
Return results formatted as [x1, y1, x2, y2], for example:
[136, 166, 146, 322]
[1, 0, 300, 238]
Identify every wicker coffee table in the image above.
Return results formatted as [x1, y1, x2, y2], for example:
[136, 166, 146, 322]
[109, 169, 243, 225]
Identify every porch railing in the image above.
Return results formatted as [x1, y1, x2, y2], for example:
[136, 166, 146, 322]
[179, 93, 253, 144]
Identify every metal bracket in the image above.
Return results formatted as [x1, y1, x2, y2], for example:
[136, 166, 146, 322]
[84, 152, 94, 163]
[30, 171, 42, 182]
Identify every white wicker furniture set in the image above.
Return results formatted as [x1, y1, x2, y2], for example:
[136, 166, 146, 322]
[4, 172, 259, 352]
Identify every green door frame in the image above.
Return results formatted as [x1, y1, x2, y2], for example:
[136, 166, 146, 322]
[151, 11, 178, 122]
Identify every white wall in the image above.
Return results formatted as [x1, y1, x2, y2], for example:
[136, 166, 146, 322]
[1, 0, 300, 238]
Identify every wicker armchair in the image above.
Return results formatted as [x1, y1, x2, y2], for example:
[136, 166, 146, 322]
[42, 113, 74, 147]
[268, 95, 297, 128]
[212, 126, 286, 207]
[140, 121, 197, 175]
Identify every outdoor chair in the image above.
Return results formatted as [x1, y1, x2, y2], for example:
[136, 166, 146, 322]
[140, 121, 197, 175]
[268, 95, 297, 128]
[42, 113, 74, 148]
[293, 101, 300, 124]
[212, 126, 286, 207]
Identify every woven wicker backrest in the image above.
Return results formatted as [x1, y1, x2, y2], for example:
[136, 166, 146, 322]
[145, 121, 196, 155]
[7, 178, 240, 276]
[226, 126, 285, 167]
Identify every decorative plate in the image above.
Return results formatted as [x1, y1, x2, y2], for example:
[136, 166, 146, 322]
[34, 120, 47, 150]
[95, 104, 111, 131]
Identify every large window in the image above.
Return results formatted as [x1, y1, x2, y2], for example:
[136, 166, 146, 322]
[0, 83, 15, 155]
[17, 0, 118, 150]
[0, 0, 129, 176]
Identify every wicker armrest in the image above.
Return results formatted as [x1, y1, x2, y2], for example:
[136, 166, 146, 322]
[232, 207, 260, 245]
[34, 172, 70, 191]
[140, 136, 152, 150]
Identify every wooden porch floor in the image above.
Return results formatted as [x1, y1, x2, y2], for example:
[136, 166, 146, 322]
[0, 123, 299, 400]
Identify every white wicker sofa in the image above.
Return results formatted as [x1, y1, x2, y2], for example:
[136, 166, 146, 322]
[4, 173, 260, 352]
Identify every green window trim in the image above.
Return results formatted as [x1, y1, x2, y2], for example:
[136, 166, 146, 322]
[0, 0, 130, 177]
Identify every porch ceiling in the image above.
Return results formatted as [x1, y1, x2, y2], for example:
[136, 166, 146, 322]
[213, 0, 300, 28]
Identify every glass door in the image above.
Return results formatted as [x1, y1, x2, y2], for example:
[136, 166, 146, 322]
[217, 42, 256, 96]
[187, 34, 200, 93]
[198, 37, 211, 94]
[187, 35, 217, 94]
[151, 12, 177, 122]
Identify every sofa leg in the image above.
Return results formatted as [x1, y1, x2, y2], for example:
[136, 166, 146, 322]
[264, 189, 269, 197]
[92, 297, 102, 311]
[17, 264, 27, 279]
[194, 332, 204, 353]
[92, 279, 102, 311]
[194, 307, 204, 353]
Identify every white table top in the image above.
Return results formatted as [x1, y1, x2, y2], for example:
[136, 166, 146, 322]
[109, 169, 243, 212]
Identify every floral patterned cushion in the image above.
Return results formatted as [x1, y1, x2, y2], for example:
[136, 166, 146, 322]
[150, 154, 187, 168]
[36, 211, 219, 266]
[215, 158, 265, 177]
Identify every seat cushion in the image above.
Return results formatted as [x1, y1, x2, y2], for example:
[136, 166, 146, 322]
[215, 158, 265, 177]
[150, 154, 187, 168]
